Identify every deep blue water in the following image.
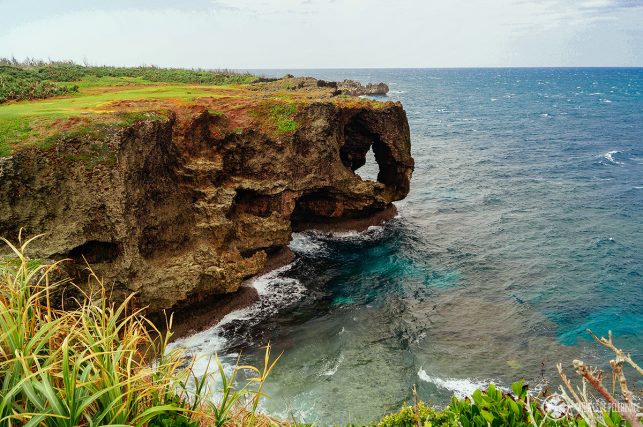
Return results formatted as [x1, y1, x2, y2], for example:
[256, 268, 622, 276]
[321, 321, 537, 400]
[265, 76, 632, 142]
[175, 69, 643, 424]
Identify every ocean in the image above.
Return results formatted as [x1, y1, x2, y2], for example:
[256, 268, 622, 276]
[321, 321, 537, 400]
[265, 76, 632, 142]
[171, 68, 643, 425]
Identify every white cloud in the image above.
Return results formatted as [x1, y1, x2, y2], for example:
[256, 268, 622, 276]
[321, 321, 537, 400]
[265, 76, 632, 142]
[0, 0, 642, 67]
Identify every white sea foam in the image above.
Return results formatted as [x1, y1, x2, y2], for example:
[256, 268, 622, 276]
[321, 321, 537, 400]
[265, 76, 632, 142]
[289, 232, 328, 255]
[603, 150, 623, 164]
[168, 262, 305, 359]
[417, 369, 493, 398]
[320, 353, 344, 376]
[163, 263, 307, 406]
[290, 225, 387, 253]
[414, 331, 427, 344]
[323, 225, 385, 242]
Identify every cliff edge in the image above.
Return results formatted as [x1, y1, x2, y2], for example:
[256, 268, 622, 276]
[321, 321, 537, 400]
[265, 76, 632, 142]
[0, 76, 413, 314]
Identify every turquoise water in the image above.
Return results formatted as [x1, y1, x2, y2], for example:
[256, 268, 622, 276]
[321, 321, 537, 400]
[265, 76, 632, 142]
[175, 69, 643, 424]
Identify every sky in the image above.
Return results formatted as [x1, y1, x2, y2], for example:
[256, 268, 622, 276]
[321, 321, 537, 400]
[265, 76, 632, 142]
[1, 0, 643, 69]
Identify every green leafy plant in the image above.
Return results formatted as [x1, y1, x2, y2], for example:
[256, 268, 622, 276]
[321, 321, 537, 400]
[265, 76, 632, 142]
[148, 411, 199, 427]
[186, 345, 282, 427]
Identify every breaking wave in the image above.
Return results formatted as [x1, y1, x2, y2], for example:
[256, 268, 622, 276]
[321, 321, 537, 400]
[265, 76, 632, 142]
[168, 263, 306, 374]
[603, 150, 623, 164]
[417, 369, 495, 398]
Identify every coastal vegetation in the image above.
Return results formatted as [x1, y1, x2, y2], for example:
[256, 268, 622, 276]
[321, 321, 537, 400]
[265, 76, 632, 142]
[0, 235, 282, 427]
[0, 58, 257, 104]
[0, 59, 256, 156]
[248, 100, 301, 135]
[0, 235, 640, 426]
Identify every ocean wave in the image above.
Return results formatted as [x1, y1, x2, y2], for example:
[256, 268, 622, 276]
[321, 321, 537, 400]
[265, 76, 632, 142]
[417, 369, 493, 398]
[251, 267, 307, 315]
[168, 262, 306, 357]
[603, 150, 623, 165]
[164, 264, 307, 405]
[290, 225, 387, 252]
[323, 225, 386, 242]
[289, 232, 328, 256]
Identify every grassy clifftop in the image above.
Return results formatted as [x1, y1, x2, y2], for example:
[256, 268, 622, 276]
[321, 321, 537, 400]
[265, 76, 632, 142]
[0, 59, 258, 103]
[0, 61, 385, 157]
[0, 61, 257, 156]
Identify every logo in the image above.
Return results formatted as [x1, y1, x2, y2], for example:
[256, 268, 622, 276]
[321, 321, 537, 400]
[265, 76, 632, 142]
[542, 394, 569, 420]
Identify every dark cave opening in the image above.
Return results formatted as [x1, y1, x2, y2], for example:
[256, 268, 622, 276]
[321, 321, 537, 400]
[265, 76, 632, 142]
[230, 188, 274, 218]
[68, 240, 121, 264]
[290, 187, 340, 225]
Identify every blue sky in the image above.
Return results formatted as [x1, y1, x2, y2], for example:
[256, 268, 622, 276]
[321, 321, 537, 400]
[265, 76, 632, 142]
[1, 0, 642, 68]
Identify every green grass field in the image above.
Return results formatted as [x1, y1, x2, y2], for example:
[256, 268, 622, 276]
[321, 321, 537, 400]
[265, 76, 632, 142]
[0, 73, 252, 156]
[0, 84, 220, 156]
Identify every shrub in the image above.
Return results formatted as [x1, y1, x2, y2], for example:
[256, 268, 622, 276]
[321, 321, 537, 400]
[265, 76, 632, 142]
[377, 378, 637, 427]
[0, 66, 78, 103]
[377, 400, 458, 426]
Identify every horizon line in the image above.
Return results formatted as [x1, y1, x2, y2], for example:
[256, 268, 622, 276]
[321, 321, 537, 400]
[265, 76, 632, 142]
[2, 57, 643, 71]
[242, 66, 643, 70]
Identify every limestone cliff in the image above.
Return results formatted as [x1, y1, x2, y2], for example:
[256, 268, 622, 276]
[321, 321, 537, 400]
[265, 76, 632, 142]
[0, 78, 413, 314]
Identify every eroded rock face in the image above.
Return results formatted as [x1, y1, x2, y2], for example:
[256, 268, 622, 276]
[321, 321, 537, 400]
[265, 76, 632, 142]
[0, 86, 413, 314]
[338, 80, 389, 96]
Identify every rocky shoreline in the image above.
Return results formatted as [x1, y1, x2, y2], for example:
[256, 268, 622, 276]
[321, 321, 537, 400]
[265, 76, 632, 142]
[167, 207, 399, 339]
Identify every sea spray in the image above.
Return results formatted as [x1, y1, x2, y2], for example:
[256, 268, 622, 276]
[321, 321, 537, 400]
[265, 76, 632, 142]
[167, 262, 306, 388]
[417, 369, 495, 399]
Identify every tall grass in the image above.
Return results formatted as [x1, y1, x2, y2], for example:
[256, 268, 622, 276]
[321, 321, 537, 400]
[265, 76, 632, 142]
[0, 234, 281, 427]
